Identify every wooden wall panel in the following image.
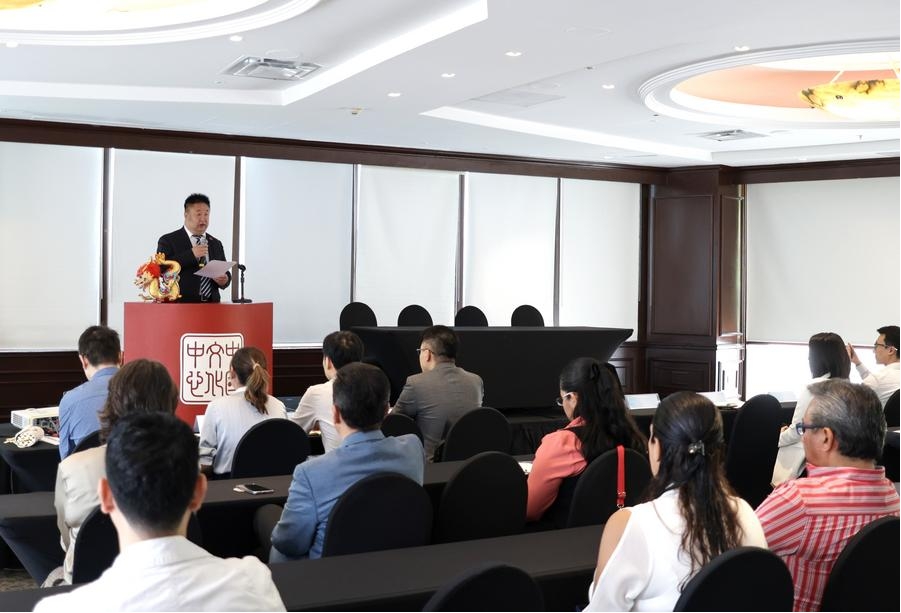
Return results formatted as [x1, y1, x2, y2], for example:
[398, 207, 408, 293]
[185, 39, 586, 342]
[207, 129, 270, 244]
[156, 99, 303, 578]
[0, 352, 83, 421]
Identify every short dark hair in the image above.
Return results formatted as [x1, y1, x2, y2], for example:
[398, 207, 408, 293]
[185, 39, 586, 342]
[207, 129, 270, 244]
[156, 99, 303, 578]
[808, 332, 851, 379]
[106, 412, 199, 534]
[807, 379, 886, 461]
[99, 359, 178, 443]
[77, 326, 121, 367]
[878, 325, 899, 352]
[332, 363, 389, 431]
[323, 331, 364, 369]
[183, 193, 210, 210]
[420, 325, 458, 361]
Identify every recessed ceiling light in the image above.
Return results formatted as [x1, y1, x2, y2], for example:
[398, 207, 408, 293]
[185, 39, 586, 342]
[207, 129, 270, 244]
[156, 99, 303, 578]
[733, 45, 750, 52]
[601, 83, 615, 90]
[229, 35, 243, 42]
[387, 92, 402, 97]
[505, 50, 522, 57]
[441, 72, 456, 78]
[5, 41, 19, 48]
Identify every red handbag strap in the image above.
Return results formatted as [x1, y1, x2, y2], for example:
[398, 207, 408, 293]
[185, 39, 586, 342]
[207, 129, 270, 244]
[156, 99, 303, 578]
[616, 444, 626, 509]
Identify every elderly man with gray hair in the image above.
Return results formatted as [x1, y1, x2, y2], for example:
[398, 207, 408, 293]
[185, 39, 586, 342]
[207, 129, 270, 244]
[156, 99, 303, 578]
[756, 379, 899, 611]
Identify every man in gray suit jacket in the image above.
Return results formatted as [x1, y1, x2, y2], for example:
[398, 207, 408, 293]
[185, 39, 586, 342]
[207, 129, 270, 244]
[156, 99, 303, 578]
[393, 325, 484, 460]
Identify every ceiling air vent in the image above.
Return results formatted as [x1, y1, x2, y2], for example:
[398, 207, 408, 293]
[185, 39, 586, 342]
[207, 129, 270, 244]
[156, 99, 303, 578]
[223, 56, 321, 81]
[697, 129, 766, 142]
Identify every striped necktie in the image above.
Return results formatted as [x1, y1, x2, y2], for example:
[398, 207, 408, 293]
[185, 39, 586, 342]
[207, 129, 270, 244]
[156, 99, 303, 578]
[193, 234, 213, 302]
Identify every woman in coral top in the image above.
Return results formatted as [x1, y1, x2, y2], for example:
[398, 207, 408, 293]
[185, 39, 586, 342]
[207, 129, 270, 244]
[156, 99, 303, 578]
[526, 357, 646, 523]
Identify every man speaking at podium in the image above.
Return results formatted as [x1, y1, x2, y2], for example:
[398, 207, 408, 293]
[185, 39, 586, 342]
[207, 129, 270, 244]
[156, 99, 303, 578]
[157, 193, 231, 303]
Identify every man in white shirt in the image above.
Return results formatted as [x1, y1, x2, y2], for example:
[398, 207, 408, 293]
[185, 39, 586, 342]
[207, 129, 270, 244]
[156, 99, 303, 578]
[290, 331, 363, 452]
[847, 325, 900, 406]
[35, 412, 284, 612]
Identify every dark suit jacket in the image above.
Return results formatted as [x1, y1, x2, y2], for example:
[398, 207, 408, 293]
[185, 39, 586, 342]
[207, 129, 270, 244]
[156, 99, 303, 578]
[157, 228, 231, 303]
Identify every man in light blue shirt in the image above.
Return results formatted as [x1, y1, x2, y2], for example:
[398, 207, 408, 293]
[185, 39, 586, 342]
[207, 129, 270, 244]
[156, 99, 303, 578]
[57, 326, 121, 458]
[267, 362, 424, 561]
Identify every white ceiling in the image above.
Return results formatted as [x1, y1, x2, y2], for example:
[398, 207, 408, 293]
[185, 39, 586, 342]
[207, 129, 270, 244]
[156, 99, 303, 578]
[0, 0, 898, 168]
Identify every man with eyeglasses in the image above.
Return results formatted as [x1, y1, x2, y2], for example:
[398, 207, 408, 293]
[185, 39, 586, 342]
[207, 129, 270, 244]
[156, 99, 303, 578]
[846, 325, 900, 406]
[392, 325, 483, 461]
[756, 379, 899, 611]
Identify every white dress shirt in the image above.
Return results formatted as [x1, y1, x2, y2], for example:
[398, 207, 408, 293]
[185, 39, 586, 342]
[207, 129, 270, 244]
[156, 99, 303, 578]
[289, 379, 341, 452]
[34, 536, 285, 612]
[772, 374, 830, 486]
[856, 361, 900, 407]
[199, 387, 287, 475]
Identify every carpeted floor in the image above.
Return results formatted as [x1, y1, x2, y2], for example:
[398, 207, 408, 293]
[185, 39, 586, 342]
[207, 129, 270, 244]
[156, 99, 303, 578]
[0, 568, 38, 592]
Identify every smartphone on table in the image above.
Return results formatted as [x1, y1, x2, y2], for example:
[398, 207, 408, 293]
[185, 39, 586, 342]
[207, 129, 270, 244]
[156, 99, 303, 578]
[233, 482, 275, 495]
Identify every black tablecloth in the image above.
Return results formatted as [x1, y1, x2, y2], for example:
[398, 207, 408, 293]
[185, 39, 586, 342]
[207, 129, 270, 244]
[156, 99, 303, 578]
[353, 326, 632, 408]
[0, 424, 59, 494]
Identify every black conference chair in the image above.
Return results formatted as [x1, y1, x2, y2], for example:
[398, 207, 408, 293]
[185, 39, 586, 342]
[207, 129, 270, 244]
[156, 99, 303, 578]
[884, 389, 899, 428]
[72, 430, 102, 454]
[321, 473, 432, 557]
[230, 419, 310, 479]
[725, 393, 783, 508]
[673, 546, 794, 612]
[423, 562, 544, 612]
[510, 304, 544, 326]
[433, 451, 527, 543]
[439, 407, 511, 462]
[397, 304, 433, 326]
[381, 412, 423, 443]
[820, 516, 900, 612]
[454, 305, 488, 327]
[339, 301, 377, 330]
[72, 506, 202, 584]
[563, 447, 652, 528]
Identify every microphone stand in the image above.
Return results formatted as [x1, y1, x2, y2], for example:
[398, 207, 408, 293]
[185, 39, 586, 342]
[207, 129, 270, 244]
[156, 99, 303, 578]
[233, 264, 252, 304]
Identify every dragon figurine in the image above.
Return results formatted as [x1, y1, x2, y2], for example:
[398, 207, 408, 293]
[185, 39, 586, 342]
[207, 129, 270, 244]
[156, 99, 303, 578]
[135, 253, 181, 302]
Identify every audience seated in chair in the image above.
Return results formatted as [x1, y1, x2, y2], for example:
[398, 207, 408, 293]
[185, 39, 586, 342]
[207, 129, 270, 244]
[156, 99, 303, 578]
[527, 358, 645, 523]
[261, 363, 425, 562]
[35, 412, 284, 612]
[585, 391, 767, 612]
[846, 324, 900, 407]
[289, 331, 364, 453]
[756, 379, 900, 612]
[198, 346, 287, 477]
[392, 325, 483, 461]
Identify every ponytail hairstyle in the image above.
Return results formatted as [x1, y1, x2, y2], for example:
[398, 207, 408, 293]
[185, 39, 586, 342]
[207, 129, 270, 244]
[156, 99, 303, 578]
[647, 391, 741, 581]
[231, 346, 270, 414]
[558, 357, 646, 461]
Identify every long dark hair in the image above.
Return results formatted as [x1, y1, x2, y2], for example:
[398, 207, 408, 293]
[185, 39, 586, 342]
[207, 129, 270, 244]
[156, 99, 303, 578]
[558, 358, 646, 461]
[231, 347, 270, 414]
[808, 332, 851, 379]
[647, 391, 741, 579]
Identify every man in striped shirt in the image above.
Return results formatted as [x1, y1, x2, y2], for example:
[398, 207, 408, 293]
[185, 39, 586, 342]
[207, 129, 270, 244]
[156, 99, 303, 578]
[756, 379, 899, 611]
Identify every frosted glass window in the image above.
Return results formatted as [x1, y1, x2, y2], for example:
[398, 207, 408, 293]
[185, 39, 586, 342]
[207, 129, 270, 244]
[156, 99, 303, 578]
[356, 166, 459, 326]
[747, 177, 900, 344]
[559, 179, 640, 336]
[108, 150, 235, 344]
[243, 158, 352, 345]
[0, 142, 103, 349]
[463, 173, 557, 325]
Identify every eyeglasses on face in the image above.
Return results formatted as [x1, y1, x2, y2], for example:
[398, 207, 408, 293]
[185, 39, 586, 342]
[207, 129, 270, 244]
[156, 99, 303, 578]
[415, 347, 431, 355]
[555, 392, 575, 407]
[794, 422, 824, 436]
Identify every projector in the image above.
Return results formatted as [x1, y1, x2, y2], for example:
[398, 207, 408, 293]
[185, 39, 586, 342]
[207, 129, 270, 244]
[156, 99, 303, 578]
[11, 407, 60, 432]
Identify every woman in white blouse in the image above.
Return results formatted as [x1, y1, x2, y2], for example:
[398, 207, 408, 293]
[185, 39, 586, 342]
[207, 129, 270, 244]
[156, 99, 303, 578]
[199, 346, 286, 477]
[771, 332, 850, 486]
[585, 392, 767, 612]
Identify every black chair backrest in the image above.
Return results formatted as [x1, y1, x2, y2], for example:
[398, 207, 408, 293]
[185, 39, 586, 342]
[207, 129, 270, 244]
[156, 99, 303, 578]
[884, 389, 900, 428]
[230, 419, 310, 479]
[454, 305, 488, 327]
[72, 430, 102, 454]
[510, 304, 544, 326]
[820, 516, 900, 612]
[566, 447, 652, 528]
[725, 393, 783, 508]
[423, 562, 544, 611]
[434, 451, 527, 543]
[397, 304, 433, 327]
[381, 412, 423, 442]
[72, 506, 202, 584]
[339, 301, 376, 330]
[674, 546, 794, 612]
[440, 407, 511, 462]
[321, 472, 432, 557]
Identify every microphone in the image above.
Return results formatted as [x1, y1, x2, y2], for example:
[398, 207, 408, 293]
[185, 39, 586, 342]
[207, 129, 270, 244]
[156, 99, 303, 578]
[237, 264, 246, 272]
[234, 263, 252, 303]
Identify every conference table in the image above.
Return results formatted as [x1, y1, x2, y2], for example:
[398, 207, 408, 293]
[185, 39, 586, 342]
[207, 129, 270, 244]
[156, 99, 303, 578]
[0, 424, 59, 494]
[352, 326, 632, 408]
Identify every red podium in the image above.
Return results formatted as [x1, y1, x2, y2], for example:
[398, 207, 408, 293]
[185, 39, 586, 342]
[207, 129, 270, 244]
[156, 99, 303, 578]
[124, 302, 273, 425]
